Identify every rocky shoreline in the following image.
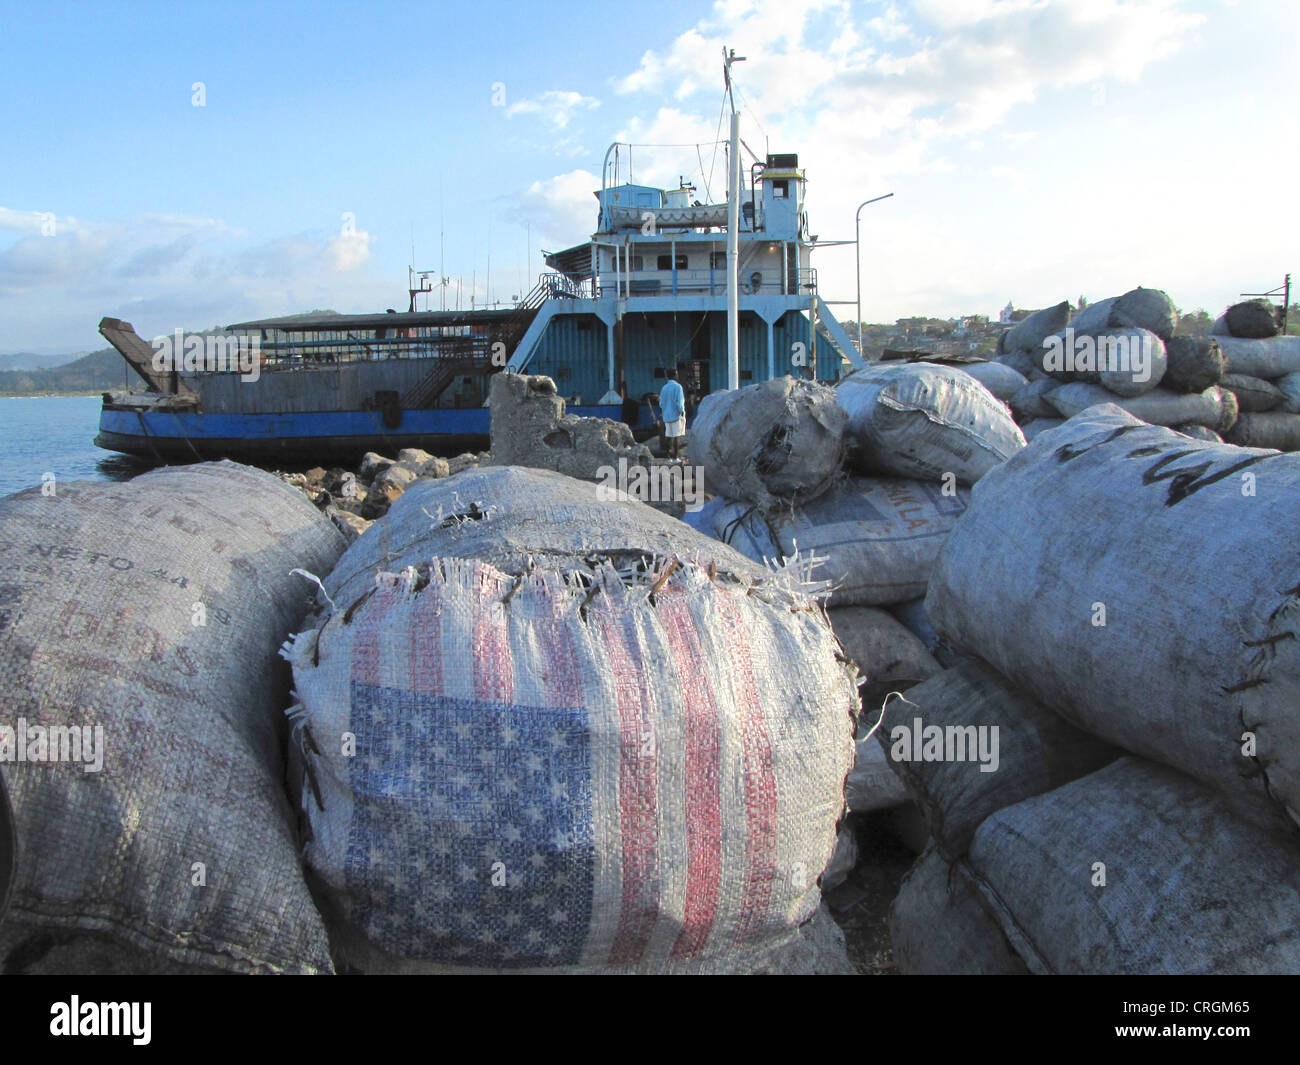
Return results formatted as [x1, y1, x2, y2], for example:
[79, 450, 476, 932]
[275, 448, 486, 541]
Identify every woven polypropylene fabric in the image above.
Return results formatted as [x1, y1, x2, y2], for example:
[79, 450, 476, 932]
[1217, 335, 1300, 378]
[691, 377, 847, 513]
[0, 765, 14, 924]
[955, 361, 1028, 401]
[1047, 382, 1237, 431]
[877, 661, 1117, 859]
[968, 758, 1300, 974]
[289, 556, 858, 973]
[714, 476, 970, 607]
[925, 405, 1300, 836]
[889, 846, 1027, 975]
[0, 461, 345, 974]
[321, 465, 767, 612]
[828, 605, 940, 704]
[837, 362, 1025, 484]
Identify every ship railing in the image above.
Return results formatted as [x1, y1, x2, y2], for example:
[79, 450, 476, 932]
[536, 272, 592, 301]
[595, 266, 816, 299]
[244, 331, 503, 369]
[218, 273, 585, 377]
[399, 283, 553, 408]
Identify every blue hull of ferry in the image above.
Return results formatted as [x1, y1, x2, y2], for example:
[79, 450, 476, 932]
[95, 403, 647, 464]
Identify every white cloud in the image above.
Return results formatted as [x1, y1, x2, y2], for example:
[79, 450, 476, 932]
[568, 0, 1220, 320]
[512, 170, 601, 250]
[0, 206, 81, 238]
[617, 29, 722, 99]
[0, 209, 394, 350]
[6, 0, 1269, 351]
[910, 0, 1038, 30]
[327, 228, 374, 271]
[610, 0, 1204, 163]
[505, 90, 600, 130]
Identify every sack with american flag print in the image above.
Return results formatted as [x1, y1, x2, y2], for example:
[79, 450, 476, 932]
[287, 552, 859, 974]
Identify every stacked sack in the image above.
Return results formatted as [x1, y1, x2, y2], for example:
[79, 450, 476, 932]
[992, 285, 1243, 444]
[0, 462, 347, 973]
[883, 405, 1300, 974]
[689, 372, 1027, 823]
[691, 372, 1021, 626]
[286, 466, 861, 974]
[1207, 299, 1300, 451]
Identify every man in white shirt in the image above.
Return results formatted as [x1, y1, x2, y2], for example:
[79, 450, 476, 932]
[659, 368, 686, 461]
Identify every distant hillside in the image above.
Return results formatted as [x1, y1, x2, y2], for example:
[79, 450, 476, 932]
[0, 347, 142, 396]
[0, 312, 345, 396]
[0, 352, 79, 373]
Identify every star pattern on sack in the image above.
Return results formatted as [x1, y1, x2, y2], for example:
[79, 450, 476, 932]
[345, 684, 594, 967]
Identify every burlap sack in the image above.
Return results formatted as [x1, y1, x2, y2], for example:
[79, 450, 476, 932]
[713, 476, 970, 607]
[692, 376, 847, 513]
[838, 363, 1025, 484]
[926, 406, 1300, 835]
[968, 758, 1300, 974]
[289, 471, 859, 973]
[0, 462, 345, 973]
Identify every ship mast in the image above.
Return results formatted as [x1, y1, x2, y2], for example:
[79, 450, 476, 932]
[724, 46, 744, 392]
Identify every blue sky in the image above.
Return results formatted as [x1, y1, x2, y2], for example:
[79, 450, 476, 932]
[2, 0, 1296, 352]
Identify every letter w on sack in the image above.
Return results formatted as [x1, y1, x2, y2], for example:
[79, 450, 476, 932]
[1139, 450, 1270, 507]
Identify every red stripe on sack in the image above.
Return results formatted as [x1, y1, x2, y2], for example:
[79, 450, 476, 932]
[471, 566, 513, 706]
[603, 608, 660, 967]
[661, 588, 722, 960]
[349, 586, 389, 688]
[716, 593, 778, 945]
[407, 580, 443, 696]
[538, 595, 582, 709]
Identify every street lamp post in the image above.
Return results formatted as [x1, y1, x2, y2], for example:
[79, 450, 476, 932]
[855, 193, 894, 358]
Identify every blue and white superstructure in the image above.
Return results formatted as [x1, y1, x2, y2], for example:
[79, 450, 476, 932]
[95, 146, 865, 463]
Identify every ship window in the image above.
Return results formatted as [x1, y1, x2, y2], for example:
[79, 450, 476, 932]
[657, 254, 688, 271]
[710, 252, 726, 269]
[555, 366, 571, 380]
[773, 180, 789, 198]
[653, 367, 665, 378]
[740, 370, 753, 380]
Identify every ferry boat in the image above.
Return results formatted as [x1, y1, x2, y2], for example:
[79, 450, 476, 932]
[95, 145, 866, 463]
